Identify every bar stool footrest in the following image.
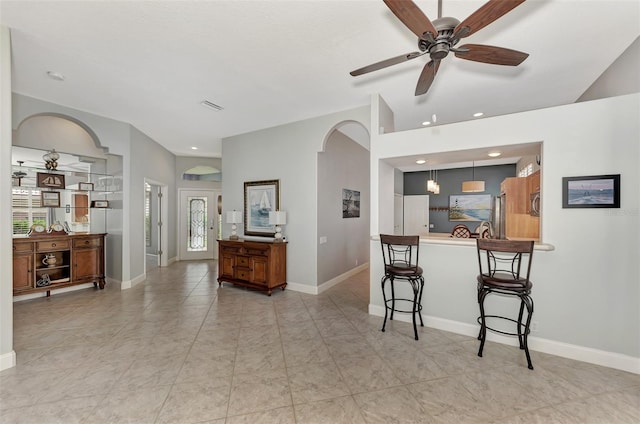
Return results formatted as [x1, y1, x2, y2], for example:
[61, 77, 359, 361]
[385, 298, 422, 314]
[477, 315, 530, 337]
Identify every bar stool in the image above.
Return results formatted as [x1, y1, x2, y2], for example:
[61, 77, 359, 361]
[476, 239, 535, 369]
[379, 234, 424, 340]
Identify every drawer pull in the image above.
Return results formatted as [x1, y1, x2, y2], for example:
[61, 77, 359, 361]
[52, 243, 56, 247]
[85, 240, 90, 244]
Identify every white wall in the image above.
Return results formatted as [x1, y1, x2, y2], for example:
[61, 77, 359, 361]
[369, 94, 640, 370]
[129, 126, 177, 273]
[222, 106, 370, 288]
[0, 26, 15, 370]
[317, 130, 370, 285]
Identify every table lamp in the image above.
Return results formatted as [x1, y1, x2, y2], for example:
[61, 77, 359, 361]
[269, 211, 287, 242]
[226, 210, 242, 240]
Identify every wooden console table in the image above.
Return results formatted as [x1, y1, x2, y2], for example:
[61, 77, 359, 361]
[13, 233, 106, 296]
[217, 239, 287, 295]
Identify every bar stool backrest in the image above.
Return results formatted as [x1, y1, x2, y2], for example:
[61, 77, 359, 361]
[476, 239, 534, 282]
[380, 234, 420, 273]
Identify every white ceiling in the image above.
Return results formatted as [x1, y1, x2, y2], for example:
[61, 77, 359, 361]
[2, 0, 638, 161]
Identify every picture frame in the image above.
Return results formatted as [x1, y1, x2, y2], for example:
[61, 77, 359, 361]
[91, 200, 109, 208]
[562, 174, 620, 208]
[78, 182, 94, 191]
[342, 189, 360, 218]
[41, 191, 61, 207]
[37, 172, 65, 189]
[449, 194, 492, 221]
[244, 179, 280, 237]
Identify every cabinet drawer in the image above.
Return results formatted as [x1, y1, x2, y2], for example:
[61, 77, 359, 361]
[13, 243, 33, 252]
[246, 247, 269, 256]
[37, 240, 70, 251]
[73, 238, 102, 248]
[221, 245, 242, 255]
[236, 269, 250, 281]
[236, 256, 250, 267]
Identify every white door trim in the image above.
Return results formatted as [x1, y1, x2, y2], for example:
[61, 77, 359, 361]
[144, 178, 169, 271]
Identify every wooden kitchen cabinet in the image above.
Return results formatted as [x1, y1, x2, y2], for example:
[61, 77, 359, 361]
[217, 239, 287, 295]
[12, 233, 106, 296]
[501, 173, 540, 240]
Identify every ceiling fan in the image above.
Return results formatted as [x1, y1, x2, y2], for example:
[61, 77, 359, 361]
[350, 0, 529, 96]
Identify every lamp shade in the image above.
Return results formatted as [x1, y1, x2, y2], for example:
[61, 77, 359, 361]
[461, 180, 485, 192]
[269, 211, 287, 226]
[226, 210, 242, 224]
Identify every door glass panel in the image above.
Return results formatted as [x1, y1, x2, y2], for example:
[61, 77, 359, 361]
[187, 197, 207, 252]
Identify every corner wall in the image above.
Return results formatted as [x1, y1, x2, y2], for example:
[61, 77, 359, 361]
[222, 106, 370, 289]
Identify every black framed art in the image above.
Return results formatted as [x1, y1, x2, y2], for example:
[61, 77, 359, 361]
[562, 174, 620, 208]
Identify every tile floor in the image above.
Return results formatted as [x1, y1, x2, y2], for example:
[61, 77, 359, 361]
[1, 261, 638, 423]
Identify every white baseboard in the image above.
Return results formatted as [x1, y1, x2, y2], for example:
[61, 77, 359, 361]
[120, 273, 146, 290]
[368, 304, 640, 374]
[0, 350, 16, 371]
[286, 263, 370, 295]
[167, 256, 178, 266]
[318, 263, 369, 294]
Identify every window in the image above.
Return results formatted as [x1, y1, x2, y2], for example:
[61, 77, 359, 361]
[12, 188, 47, 235]
[518, 163, 534, 177]
[145, 183, 152, 247]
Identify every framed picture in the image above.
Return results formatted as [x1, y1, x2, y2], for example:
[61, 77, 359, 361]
[449, 194, 492, 221]
[91, 200, 109, 208]
[562, 174, 620, 208]
[244, 179, 280, 237]
[78, 182, 94, 191]
[342, 189, 360, 218]
[41, 191, 61, 207]
[37, 172, 65, 189]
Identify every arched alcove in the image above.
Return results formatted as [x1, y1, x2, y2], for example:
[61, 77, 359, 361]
[317, 120, 370, 285]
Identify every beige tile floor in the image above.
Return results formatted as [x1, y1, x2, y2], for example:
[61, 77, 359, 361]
[1, 260, 638, 423]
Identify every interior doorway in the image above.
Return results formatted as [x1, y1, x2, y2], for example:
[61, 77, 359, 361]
[144, 179, 168, 272]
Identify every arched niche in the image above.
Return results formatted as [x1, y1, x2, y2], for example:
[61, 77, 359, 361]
[182, 165, 222, 182]
[14, 114, 109, 159]
[322, 120, 370, 153]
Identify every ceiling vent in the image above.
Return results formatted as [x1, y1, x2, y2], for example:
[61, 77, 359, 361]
[200, 100, 224, 112]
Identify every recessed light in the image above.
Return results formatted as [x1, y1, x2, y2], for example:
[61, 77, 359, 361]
[191, 147, 198, 150]
[416, 159, 426, 164]
[488, 151, 501, 157]
[422, 121, 431, 126]
[46, 71, 65, 81]
[473, 112, 484, 117]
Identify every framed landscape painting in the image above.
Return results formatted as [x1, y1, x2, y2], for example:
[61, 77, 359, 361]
[449, 194, 492, 221]
[244, 179, 280, 236]
[342, 189, 360, 218]
[562, 174, 620, 208]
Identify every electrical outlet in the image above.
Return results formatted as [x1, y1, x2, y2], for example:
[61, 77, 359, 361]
[355, 259, 358, 266]
[429, 223, 434, 228]
[319, 236, 327, 244]
[531, 321, 539, 332]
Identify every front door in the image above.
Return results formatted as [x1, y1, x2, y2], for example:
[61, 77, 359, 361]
[179, 190, 220, 260]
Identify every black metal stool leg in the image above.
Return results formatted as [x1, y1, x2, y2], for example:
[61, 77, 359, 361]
[517, 298, 526, 349]
[381, 277, 389, 332]
[417, 277, 425, 327]
[477, 289, 489, 357]
[389, 278, 396, 321]
[411, 279, 419, 340]
[522, 294, 534, 370]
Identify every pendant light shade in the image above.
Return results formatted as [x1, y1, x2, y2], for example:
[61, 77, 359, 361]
[462, 161, 485, 193]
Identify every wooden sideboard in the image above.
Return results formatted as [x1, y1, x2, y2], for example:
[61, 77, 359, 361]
[12, 233, 106, 296]
[218, 239, 287, 295]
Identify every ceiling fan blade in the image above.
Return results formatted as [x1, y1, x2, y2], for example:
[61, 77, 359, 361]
[350, 51, 423, 76]
[383, 0, 438, 40]
[454, 44, 528, 66]
[454, 0, 526, 39]
[415, 60, 440, 96]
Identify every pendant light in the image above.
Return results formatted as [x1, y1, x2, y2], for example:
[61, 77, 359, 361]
[426, 168, 436, 192]
[462, 161, 485, 193]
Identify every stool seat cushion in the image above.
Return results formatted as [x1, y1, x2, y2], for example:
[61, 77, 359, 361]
[477, 273, 532, 291]
[386, 264, 423, 277]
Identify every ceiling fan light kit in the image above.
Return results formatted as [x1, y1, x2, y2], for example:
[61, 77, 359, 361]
[350, 0, 529, 96]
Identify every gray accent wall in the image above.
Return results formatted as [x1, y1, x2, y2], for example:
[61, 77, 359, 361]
[404, 164, 516, 233]
[317, 130, 370, 285]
